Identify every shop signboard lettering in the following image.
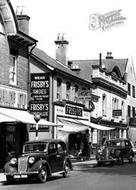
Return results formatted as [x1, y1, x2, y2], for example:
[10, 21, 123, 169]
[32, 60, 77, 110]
[31, 73, 49, 101]
[112, 109, 122, 117]
[0, 88, 27, 108]
[65, 105, 82, 116]
[30, 73, 50, 120]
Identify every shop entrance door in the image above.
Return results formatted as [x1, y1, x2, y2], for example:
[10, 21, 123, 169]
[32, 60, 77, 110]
[0, 123, 28, 169]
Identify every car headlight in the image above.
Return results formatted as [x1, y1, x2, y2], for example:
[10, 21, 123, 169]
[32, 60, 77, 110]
[10, 158, 17, 165]
[28, 157, 35, 164]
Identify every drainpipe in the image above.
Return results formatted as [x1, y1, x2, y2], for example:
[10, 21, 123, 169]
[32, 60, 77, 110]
[27, 43, 37, 110]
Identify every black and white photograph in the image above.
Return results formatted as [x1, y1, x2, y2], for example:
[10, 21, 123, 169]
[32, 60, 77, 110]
[0, 0, 136, 189]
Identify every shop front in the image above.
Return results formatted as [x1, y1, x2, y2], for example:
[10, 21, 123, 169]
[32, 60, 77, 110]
[54, 102, 91, 159]
[0, 107, 35, 169]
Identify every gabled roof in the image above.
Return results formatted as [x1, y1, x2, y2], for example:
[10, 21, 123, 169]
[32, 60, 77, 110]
[31, 48, 92, 84]
[71, 58, 128, 81]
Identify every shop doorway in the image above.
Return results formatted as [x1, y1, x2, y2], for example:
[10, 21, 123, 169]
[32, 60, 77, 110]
[68, 130, 90, 159]
[0, 123, 28, 169]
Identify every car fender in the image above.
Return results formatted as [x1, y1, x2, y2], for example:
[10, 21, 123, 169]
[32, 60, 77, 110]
[63, 157, 73, 170]
[29, 160, 51, 175]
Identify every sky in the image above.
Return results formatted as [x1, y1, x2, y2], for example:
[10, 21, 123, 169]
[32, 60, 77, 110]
[11, 0, 136, 68]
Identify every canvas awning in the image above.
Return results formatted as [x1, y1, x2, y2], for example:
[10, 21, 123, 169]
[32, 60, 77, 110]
[0, 113, 16, 123]
[78, 120, 115, 131]
[38, 119, 62, 126]
[57, 118, 89, 133]
[0, 108, 35, 124]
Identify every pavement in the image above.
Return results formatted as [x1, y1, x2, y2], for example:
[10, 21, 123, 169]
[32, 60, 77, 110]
[0, 155, 97, 185]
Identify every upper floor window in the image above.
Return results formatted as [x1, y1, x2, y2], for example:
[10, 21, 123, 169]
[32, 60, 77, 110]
[66, 82, 71, 100]
[57, 78, 62, 101]
[132, 85, 135, 98]
[128, 105, 131, 117]
[128, 83, 131, 96]
[102, 94, 107, 116]
[121, 101, 125, 119]
[9, 54, 18, 85]
[132, 107, 135, 118]
[74, 84, 79, 102]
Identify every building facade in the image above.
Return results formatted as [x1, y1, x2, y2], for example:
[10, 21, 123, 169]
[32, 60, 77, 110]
[70, 53, 129, 145]
[0, 0, 37, 168]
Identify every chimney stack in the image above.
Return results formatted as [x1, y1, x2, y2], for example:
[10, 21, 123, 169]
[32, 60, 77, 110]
[55, 33, 69, 66]
[16, 6, 30, 35]
[106, 52, 113, 59]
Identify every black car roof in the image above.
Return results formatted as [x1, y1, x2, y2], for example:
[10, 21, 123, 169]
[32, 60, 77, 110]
[25, 139, 64, 144]
[106, 139, 128, 142]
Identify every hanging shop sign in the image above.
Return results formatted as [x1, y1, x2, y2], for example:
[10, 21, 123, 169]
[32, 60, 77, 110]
[31, 73, 49, 101]
[30, 73, 50, 120]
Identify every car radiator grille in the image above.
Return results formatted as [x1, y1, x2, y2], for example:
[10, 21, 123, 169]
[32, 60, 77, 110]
[18, 157, 28, 173]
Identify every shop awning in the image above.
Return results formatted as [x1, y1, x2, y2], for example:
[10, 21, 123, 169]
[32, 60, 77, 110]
[38, 119, 62, 126]
[0, 113, 16, 123]
[57, 118, 89, 133]
[78, 120, 115, 131]
[0, 108, 35, 124]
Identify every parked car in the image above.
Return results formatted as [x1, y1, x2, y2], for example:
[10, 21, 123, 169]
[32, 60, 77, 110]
[130, 141, 136, 156]
[4, 139, 72, 183]
[96, 139, 135, 165]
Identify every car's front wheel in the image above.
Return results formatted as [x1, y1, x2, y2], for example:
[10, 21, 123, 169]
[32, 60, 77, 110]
[63, 162, 70, 177]
[38, 166, 47, 183]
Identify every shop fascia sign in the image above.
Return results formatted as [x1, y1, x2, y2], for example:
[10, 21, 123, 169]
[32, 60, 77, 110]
[0, 85, 27, 109]
[112, 109, 122, 117]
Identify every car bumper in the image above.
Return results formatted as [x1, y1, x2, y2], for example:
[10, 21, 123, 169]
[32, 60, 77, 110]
[5, 171, 39, 179]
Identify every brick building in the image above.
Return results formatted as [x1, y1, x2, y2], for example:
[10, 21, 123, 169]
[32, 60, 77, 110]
[0, 0, 37, 168]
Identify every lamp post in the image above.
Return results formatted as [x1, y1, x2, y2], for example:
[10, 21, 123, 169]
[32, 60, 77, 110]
[34, 114, 41, 140]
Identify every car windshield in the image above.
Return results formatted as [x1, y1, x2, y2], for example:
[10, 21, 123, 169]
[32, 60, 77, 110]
[23, 142, 48, 153]
[105, 141, 123, 147]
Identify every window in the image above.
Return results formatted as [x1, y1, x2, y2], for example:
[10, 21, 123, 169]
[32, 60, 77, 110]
[128, 83, 131, 96]
[74, 84, 79, 102]
[57, 142, 66, 153]
[128, 105, 131, 117]
[132, 107, 135, 118]
[9, 54, 18, 85]
[66, 82, 71, 100]
[121, 101, 125, 119]
[48, 143, 57, 154]
[57, 78, 62, 100]
[132, 85, 135, 98]
[102, 94, 107, 116]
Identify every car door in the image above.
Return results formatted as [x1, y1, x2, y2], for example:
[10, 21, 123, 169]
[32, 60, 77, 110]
[125, 140, 132, 157]
[56, 142, 66, 171]
[48, 142, 58, 173]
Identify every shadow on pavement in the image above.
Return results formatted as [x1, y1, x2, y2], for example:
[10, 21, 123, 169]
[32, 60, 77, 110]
[73, 161, 136, 177]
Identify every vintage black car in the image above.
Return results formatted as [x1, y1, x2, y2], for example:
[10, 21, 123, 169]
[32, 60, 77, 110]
[96, 139, 135, 165]
[4, 139, 72, 183]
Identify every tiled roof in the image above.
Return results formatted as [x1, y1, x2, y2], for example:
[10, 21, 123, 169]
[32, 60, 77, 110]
[71, 58, 128, 80]
[32, 48, 92, 84]
[32, 48, 128, 84]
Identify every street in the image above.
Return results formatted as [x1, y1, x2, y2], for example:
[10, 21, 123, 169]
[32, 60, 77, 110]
[1, 160, 136, 190]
